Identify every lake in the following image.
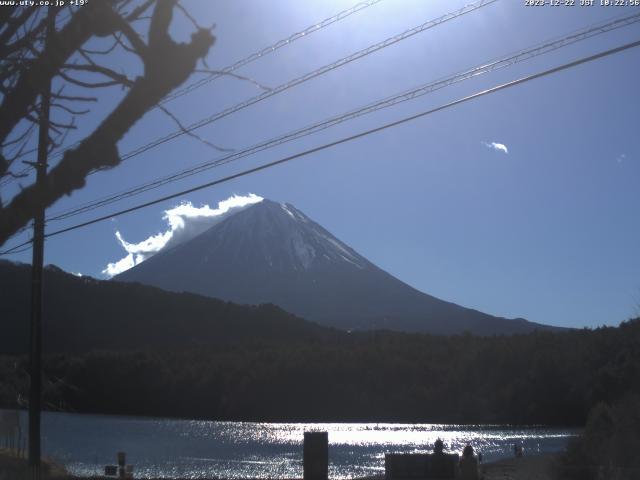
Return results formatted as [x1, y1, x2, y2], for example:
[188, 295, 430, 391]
[5, 410, 577, 478]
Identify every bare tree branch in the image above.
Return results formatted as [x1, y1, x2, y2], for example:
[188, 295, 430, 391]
[0, 8, 37, 47]
[125, 0, 157, 22]
[114, 19, 148, 56]
[2, 122, 36, 148]
[80, 41, 120, 56]
[0, 0, 215, 245]
[51, 93, 98, 103]
[176, 1, 202, 30]
[61, 63, 134, 87]
[58, 70, 129, 89]
[157, 104, 234, 153]
[51, 103, 91, 116]
[0, 2, 122, 147]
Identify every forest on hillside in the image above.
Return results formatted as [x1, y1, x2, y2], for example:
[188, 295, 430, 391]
[0, 261, 335, 354]
[1, 318, 638, 426]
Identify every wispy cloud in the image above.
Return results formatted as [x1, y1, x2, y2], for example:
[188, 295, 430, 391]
[617, 153, 626, 164]
[102, 194, 263, 278]
[482, 141, 509, 155]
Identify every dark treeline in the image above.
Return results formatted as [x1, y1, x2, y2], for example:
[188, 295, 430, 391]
[0, 261, 335, 354]
[1, 318, 638, 426]
[556, 394, 640, 480]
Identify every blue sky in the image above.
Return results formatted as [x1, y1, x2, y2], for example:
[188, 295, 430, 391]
[2, 0, 639, 328]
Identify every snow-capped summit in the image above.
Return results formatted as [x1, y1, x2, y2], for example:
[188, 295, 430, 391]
[116, 199, 554, 335]
[238, 200, 367, 271]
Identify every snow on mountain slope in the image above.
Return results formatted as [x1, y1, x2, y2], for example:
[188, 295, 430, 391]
[115, 199, 556, 335]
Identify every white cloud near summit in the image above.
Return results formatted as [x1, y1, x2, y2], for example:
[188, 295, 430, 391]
[102, 194, 263, 278]
[482, 141, 509, 154]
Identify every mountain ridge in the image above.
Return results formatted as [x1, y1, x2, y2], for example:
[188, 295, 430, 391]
[0, 259, 335, 354]
[116, 199, 558, 335]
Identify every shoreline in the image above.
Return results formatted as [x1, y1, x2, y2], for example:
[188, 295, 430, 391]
[1, 448, 560, 480]
[358, 455, 560, 480]
[481, 453, 558, 480]
[1, 406, 581, 428]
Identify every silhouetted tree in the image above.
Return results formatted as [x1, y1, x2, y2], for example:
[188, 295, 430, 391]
[0, 0, 215, 246]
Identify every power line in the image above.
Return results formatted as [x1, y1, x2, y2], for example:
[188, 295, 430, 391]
[162, 0, 386, 104]
[46, 10, 640, 223]
[0, 0, 384, 187]
[4, 0, 497, 191]
[106, 0, 498, 170]
[0, 239, 33, 256]
[0, 37, 633, 254]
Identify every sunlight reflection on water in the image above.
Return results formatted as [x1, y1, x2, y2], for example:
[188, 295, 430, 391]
[18, 411, 577, 479]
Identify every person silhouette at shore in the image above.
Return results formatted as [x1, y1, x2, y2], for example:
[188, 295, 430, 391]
[433, 438, 444, 454]
[459, 444, 479, 480]
[430, 438, 449, 478]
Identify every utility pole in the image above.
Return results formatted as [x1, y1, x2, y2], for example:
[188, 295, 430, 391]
[28, 7, 55, 480]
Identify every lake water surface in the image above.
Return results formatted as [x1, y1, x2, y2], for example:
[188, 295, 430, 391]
[7, 410, 577, 478]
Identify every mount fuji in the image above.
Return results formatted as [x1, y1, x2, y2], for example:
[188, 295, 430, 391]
[115, 199, 554, 335]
